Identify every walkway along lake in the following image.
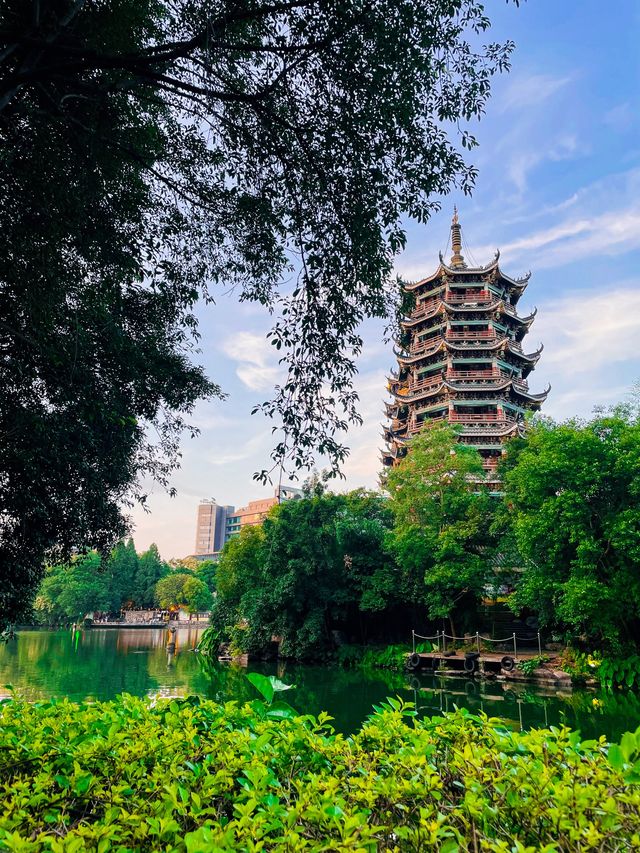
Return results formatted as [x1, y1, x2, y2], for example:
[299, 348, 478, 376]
[2, 628, 640, 740]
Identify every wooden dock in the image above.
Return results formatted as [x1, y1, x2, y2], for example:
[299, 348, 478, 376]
[409, 650, 559, 678]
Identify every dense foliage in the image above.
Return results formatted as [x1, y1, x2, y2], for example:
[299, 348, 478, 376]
[33, 541, 215, 623]
[1, 694, 640, 851]
[211, 489, 403, 658]
[155, 573, 213, 614]
[385, 424, 494, 635]
[209, 425, 498, 659]
[0, 0, 517, 624]
[500, 406, 640, 652]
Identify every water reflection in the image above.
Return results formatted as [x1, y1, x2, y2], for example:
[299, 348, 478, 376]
[2, 630, 640, 740]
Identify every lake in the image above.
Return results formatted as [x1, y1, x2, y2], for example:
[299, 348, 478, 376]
[2, 628, 639, 741]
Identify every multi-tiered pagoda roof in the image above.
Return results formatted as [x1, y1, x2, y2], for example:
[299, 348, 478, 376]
[382, 212, 549, 485]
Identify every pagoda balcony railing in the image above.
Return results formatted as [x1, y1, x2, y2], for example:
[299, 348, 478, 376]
[445, 329, 496, 341]
[446, 368, 504, 380]
[409, 374, 444, 393]
[444, 291, 492, 304]
[412, 298, 441, 317]
[407, 413, 448, 434]
[408, 338, 443, 356]
[449, 412, 515, 424]
[482, 458, 501, 470]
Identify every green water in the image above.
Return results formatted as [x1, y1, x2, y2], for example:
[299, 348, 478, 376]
[2, 629, 639, 740]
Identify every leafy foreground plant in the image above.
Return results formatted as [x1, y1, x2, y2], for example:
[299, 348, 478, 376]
[1, 696, 640, 851]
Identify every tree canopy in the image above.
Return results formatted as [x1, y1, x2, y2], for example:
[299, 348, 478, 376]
[33, 540, 173, 622]
[385, 423, 494, 634]
[0, 0, 515, 622]
[501, 407, 640, 651]
[211, 490, 400, 658]
[155, 573, 213, 612]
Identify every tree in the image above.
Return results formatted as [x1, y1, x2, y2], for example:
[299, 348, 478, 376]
[183, 577, 213, 613]
[501, 410, 640, 651]
[196, 560, 217, 593]
[211, 490, 397, 657]
[1, 0, 516, 623]
[103, 540, 139, 610]
[134, 544, 169, 608]
[385, 423, 494, 635]
[34, 552, 110, 623]
[154, 573, 193, 610]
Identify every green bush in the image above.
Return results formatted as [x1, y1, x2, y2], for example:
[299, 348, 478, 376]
[517, 655, 550, 676]
[598, 655, 640, 690]
[559, 650, 640, 690]
[2, 695, 640, 850]
[336, 643, 410, 669]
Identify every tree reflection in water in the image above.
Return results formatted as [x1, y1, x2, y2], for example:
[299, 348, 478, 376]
[2, 630, 640, 740]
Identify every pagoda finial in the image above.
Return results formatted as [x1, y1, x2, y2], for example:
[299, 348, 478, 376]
[450, 208, 466, 268]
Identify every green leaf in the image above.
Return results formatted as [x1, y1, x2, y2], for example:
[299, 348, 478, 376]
[268, 677, 295, 694]
[266, 700, 297, 720]
[607, 743, 624, 771]
[246, 673, 274, 703]
[620, 731, 637, 763]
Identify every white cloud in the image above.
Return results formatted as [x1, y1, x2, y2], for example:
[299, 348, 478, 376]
[203, 430, 272, 466]
[536, 286, 640, 375]
[604, 102, 633, 131]
[340, 370, 388, 488]
[507, 135, 579, 194]
[220, 330, 281, 391]
[498, 73, 573, 113]
[498, 206, 640, 269]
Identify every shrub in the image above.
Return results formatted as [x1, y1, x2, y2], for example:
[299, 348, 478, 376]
[1, 695, 640, 850]
[336, 643, 410, 670]
[598, 655, 640, 690]
[517, 655, 550, 676]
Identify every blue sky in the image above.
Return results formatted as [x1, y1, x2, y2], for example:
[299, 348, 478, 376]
[131, 0, 640, 559]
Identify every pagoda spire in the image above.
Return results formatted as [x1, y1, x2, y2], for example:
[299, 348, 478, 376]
[450, 207, 466, 269]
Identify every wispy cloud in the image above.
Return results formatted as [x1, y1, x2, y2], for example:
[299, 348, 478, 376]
[220, 331, 281, 391]
[604, 102, 634, 132]
[464, 168, 640, 270]
[507, 135, 579, 194]
[536, 286, 640, 375]
[498, 73, 573, 113]
[204, 430, 272, 467]
[500, 206, 640, 269]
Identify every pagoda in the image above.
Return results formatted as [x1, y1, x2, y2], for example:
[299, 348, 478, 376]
[382, 211, 548, 486]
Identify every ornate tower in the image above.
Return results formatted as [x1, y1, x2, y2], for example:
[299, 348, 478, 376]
[382, 212, 548, 487]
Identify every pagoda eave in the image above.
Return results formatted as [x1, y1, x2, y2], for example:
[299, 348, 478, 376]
[443, 298, 502, 313]
[512, 383, 550, 404]
[446, 339, 502, 352]
[402, 265, 446, 291]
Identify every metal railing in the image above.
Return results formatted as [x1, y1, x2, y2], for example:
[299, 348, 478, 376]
[412, 629, 542, 659]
